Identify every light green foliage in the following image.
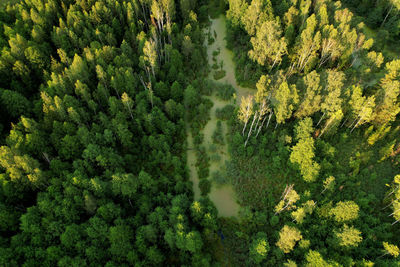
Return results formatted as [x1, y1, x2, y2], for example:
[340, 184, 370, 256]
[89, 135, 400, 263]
[374, 60, 400, 124]
[272, 81, 299, 124]
[321, 176, 336, 194]
[305, 250, 335, 267]
[227, 0, 248, 26]
[295, 71, 322, 118]
[249, 232, 270, 263]
[382, 242, 400, 258]
[249, 20, 287, 67]
[290, 118, 320, 182]
[330, 201, 360, 222]
[284, 260, 298, 267]
[276, 225, 302, 253]
[335, 225, 362, 248]
[291, 200, 316, 223]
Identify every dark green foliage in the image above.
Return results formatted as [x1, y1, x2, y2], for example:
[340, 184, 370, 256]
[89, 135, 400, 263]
[199, 179, 211, 195]
[212, 121, 224, 145]
[213, 69, 226, 80]
[211, 170, 228, 186]
[215, 104, 235, 120]
[216, 84, 236, 101]
[0, 0, 219, 265]
[1, 0, 400, 266]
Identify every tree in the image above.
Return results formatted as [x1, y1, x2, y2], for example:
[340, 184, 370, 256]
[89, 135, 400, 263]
[380, 0, 400, 27]
[291, 200, 316, 224]
[276, 225, 302, 253]
[109, 224, 133, 261]
[295, 71, 322, 118]
[380, 242, 400, 259]
[373, 60, 400, 124]
[321, 176, 335, 194]
[249, 20, 287, 68]
[238, 95, 254, 136]
[181, 35, 193, 60]
[227, 0, 248, 26]
[348, 86, 375, 132]
[275, 184, 300, 215]
[242, 0, 272, 36]
[305, 250, 334, 267]
[330, 201, 359, 222]
[249, 232, 269, 264]
[272, 81, 298, 126]
[334, 225, 362, 248]
[143, 38, 158, 78]
[290, 118, 320, 182]
[318, 70, 345, 136]
[289, 14, 321, 74]
[0, 89, 31, 118]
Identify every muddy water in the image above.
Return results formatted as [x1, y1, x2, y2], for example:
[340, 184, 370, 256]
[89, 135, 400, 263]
[207, 16, 254, 102]
[187, 16, 254, 217]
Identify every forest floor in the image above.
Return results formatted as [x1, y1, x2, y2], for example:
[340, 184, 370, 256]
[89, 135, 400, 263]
[187, 16, 254, 217]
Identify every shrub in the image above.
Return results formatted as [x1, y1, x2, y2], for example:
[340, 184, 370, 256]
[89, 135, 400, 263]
[199, 179, 211, 196]
[213, 70, 226, 80]
[216, 105, 235, 120]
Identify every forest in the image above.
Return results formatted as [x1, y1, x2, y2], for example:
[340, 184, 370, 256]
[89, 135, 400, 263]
[0, 0, 399, 266]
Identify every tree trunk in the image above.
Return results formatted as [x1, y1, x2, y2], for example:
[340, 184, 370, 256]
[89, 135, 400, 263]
[256, 115, 268, 138]
[389, 208, 400, 217]
[340, 116, 348, 127]
[381, 4, 393, 28]
[350, 116, 363, 133]
[266, 111, 273, 129]
[316, 112, 325, 126]
[242, 119, 249, 136]
[319, 117, 333, 138]
[245, 112, 258, 147]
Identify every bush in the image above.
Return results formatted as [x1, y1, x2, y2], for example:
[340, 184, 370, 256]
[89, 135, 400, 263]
[193, 132, 204, 145]
[216, 84, 235, 101]
[212, 170, 228, 185]
[195, 146, 210, 179]
[208, 34, 215, 45]
[212, 121, 224, 145]
[199, 179, 211, 196]
[213, 70, 226, 80]
[270, 216, 279, 226]
[216, 105, 235, 120]
[210, 153, 221, 162]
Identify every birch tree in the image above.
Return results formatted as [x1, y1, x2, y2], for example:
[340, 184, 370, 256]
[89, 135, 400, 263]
[318, 70, 345, 135]
[348, 86, 375, 132]
[381, 0, 400, 27]
[295, 71, 322, 118]
[276, 225, 302, 253]
[319, 25, 340, 67]
[289, 14, 321, 74]
[272, 81, 298, 126]
[249, 20, 287, 68]
[238, 95, 254, 136]
[290, 117, 320, 182]
[226, 0, 248, 27]
[373, 60, 400, 125]
[242, 0, 272, 36]
[385, 175, 400, 225]
[143, 38, 158, 78]
[274, 184, 300, 215]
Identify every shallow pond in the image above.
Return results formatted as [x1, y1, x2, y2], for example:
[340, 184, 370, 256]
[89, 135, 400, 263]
[188, 15, 255, 217]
